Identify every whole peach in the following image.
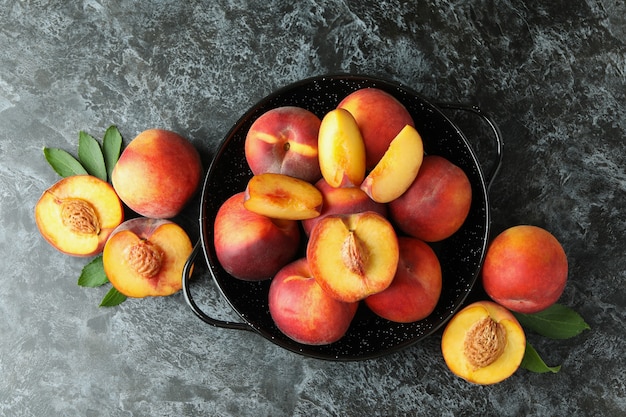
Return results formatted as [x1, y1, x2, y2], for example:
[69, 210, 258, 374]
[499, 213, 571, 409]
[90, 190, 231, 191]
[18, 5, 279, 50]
[389, 155, 472, 242]
[268, 258, 358, 345]
[365, 237, 442, 323]
[481, 225, 568, 314]
[245, 106, 322, 183]
[112, 129, 202, 219]
[214, 192, 301, 281]
[338, 88, 415, 169]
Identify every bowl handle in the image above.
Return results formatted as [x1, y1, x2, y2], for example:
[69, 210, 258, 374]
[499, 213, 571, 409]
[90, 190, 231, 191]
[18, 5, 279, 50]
[435, 103, 503, 192]
[182, 240, 253, 332]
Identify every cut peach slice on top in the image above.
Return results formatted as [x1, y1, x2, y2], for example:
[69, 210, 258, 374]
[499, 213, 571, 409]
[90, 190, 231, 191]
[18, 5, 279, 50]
[34, 175, 124, 257]
[103, 218, 193, 298]
[243, 173, 323, 220]
[360, 124, 424, 203]
[441, 301, 526, 385]
[317, 108, 366, 188]
[306, 211, 399, 303]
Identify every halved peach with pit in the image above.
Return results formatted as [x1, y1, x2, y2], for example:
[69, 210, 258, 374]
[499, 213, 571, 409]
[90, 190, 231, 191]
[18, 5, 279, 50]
[244, 173, 323, 220]
[360, 124, 424, 203]
[306, 211, 399, 303]
[317, 108, 366, 188]
[34, 175, 124, 257]
[441, 300, 526, 385]
[103, 217, 193, 298]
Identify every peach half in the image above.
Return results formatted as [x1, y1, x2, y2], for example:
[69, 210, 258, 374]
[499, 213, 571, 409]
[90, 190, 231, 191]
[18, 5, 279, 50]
[360, 124, 424, 203]
[35, 175, 124, 257]
[317, 108, 366, 188]
[243, 173, 323, 220]
[441, 301, 526, 385]
[103, 217, 193, 298]
[268, 258, 359, 345]
[307, 211, 399, 303]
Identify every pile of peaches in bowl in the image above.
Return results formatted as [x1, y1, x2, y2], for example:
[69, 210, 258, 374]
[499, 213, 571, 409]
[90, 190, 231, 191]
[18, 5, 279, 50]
[214, 87, 472, 345]
[208, 82, 568, 384]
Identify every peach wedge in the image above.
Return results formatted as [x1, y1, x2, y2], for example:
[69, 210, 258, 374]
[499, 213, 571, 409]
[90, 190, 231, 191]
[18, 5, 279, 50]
[360, 124, 424, 203]
[307, 211, 399, 303]
[35, 175, 124, 257]
[244, 173, 323, 220]
[317, 108, 366, 188]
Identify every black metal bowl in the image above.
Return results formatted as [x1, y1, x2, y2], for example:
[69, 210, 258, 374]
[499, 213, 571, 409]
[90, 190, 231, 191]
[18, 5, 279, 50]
[183, 74, 502, 361]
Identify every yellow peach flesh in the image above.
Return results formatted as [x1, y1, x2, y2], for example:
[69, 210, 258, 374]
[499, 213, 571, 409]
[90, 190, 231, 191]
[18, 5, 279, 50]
[361, 124, 424, 203]
[243, 173, 323, 220]
[307, 212, 399, 303]
[103, 221, 193, 298]
[34, 175, 124, 256]
[441, 301, 526, 385]
[317, 108, 366, 188]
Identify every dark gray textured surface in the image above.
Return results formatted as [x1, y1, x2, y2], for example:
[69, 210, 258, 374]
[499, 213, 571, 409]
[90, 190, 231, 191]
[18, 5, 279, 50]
[1, 1, 624, 416]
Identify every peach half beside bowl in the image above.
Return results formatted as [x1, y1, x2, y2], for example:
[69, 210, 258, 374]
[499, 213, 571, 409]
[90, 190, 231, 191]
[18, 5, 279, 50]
[182, 74, 503, 361]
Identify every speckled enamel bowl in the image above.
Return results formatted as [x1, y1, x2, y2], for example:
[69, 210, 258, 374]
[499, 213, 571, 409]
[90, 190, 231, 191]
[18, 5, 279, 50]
[183, 74, 503, 361]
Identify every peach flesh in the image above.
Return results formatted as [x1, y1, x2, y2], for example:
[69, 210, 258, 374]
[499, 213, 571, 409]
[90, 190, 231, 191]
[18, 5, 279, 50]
[306, 211, 399, 303]
[103, 217, 193, 298]
[34, 175, 124, 257]
[441, 301, 526, 385]
[317, 108, 366, 188]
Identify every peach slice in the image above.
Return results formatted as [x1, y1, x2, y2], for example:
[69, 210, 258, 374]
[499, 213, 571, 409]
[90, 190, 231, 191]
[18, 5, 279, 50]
[360, 124, 424, 203]
[103, 218, 194, 298]
[34, 175, 124, 257]
[243, 173, 323, 220]
[268, 258, 359, 345]
[317, 108, 366, 188]
[306, 211, 399, 303]
[365, 237, 442, 323]
[441, 301, 526, 385]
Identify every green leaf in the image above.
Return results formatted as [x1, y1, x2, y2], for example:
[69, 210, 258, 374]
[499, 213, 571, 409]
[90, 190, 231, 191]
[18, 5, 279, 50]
[43, 147, 88, 177]
[520, 342, 561, 373]
[78, 131, 107, 181]
[514, 304, 591, 340]
[77, 255, 109, 287]
[99, 287, 127, 307]
[102, 125, 123, 181]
